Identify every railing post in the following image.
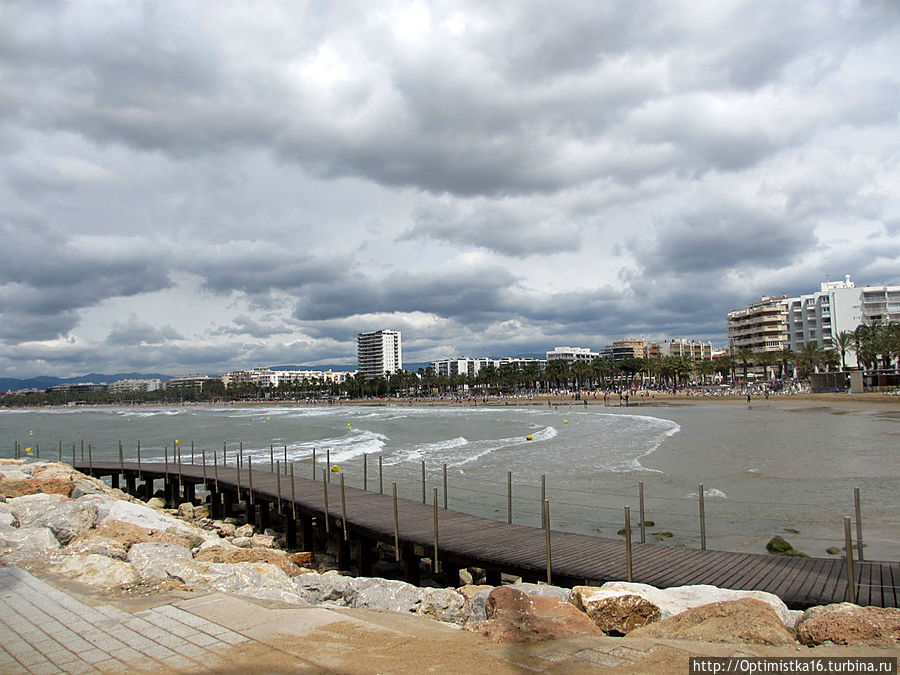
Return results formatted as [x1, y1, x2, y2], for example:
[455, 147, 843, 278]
[624, 506, 633, 582]
[137, 442, 142, 478]
[322, 469, 330, 533]
[698, 483, 707, 550]
[541, 474, 546, 528]
[442, 463, 448, 510]
[312, 447, 316, 479]
[421, 461, 426, 504]
[854, 487, 864, 562]
[843, 516, 857, 603]
[326, 449, 331, 482]
[340, 473, 348, 541]
[248, 457, 254, 506]
[88, 444, 93, 474]
[119, 441, 124, 473]
[270, 444, 274, 472]
[379, 455, 383, 494]
[283, 445, 288, 472]
[543, 499, 552, 584]
[276, 460, 282, 512]
[191, 441, 194, 465]
[507, 470, 512, 524]
[393, 482, 400, 562]
[290, 463, 297, 519]
[58, 440, 62, 463]
[433, 487, 440, 574]
[363, 454, 368, 491]
[213, 449, 219, 492]
[639, 481, 646, 544]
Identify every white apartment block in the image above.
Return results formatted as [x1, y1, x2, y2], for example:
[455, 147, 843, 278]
[108, 379, 161, 393]
[651, 339, 713, 362]
[786, 277, 862, 364]
[223, 368, 353, 388]
[357, 329, 402, 379]
[545, 346, 600, 363]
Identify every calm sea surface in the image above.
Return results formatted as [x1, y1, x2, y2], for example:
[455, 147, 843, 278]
[3, 402, 898, 560]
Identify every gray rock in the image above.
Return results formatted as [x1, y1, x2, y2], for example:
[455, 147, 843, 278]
[0, 526, 61, 562]
[508, 582, 572, 604]
[293, 571, 356, 605]
[418, 588, 467, 624]
[182, 561, 304, 604]
[58, 553, 139, 587]
[231, 536, 251, 548]
[126, 542, 193, 581]
[67, 536, 128, 560]
[234, 524, 255, 538]
[458, 568, 474, 585]
[0, 505, 14, 529]
[469, 587, 494, 622]
[6, 493, 67, 525]
[349, 578, 423, 614]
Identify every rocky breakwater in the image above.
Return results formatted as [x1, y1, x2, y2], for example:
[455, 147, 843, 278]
[2, 459, 900, 650]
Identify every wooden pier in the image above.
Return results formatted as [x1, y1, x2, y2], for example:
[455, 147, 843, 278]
[75, 460, 899, 609]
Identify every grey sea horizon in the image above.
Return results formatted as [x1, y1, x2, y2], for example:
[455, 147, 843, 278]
[2, 402, 897, 561]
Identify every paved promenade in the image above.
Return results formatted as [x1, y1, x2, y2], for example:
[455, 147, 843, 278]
[2, 566, 895, 674]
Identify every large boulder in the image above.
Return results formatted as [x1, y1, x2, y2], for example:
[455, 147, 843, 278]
[457, 584, 494, 622]
[97, 500, 213, 547]
[293, 571, 357, 605]
[581, 593, 662, 635]
[0, 463, 74, 498]
[17, 499, 98, 545]
[417, 588, 467, 624]
[66, 536, 128, 560]
[508, 582, 572, 604]
[347, 578, 424, 614]
[6, 493, 68, 525]
[58, 553, 139, 588]
[572, 582, 794, 628]
[0, 526, 61, 562]
[796, 603, 900, 647]
[0, 505, 15, 529]
[465, 586, 604, 643]
[179, 561, 304, 605]
[194, 546, 303, 577]
[127, 541, 194, 581]
[628, 598, 795, 645]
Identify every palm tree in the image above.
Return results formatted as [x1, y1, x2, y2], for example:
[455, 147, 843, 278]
[797, 341, 825, 377]
[736, 347, 755, 382]
[831, 331, 854, 371]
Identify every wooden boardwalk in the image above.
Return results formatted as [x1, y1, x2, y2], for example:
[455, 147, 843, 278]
[77, 460, 899, 609]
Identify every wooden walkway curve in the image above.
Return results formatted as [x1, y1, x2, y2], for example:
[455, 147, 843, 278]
[76, 460, 899, 609]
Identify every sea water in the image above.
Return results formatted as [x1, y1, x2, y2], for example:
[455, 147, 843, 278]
[2, 402, 897, 560]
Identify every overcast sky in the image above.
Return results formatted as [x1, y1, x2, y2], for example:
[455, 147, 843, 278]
[2, 1, 899, 378]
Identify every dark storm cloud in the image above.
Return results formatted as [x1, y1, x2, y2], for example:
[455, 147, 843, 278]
[0, 222, 172, 342]
[632, 207, 814, 275]
[294, 267, 520, 323]
[105, 315, 181, 346]
[209, 315, 295, 339]
[402, 204, 579, 257]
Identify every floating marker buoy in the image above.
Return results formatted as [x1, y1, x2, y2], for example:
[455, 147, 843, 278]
[347, 423, 352, 427]
[331, 465, 340, 473]
[29, 430, 33, 436]
[175, 439, 179, 445]
[25, 447, 32, 454]
[526, 435, 533, 441]
[563, 420, 569, 424]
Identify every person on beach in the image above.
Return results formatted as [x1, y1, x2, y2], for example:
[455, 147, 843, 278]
[747, 392, 752, 408]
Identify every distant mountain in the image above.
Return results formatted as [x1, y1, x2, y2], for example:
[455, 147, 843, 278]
[0, 372, 174, 393]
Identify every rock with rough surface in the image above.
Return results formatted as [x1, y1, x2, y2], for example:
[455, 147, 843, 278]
[194, 546, 302, 577]
[465, 587, 604, 643]
[98, 500, 212, 547]
[67, 536, 128, 560]
[234, 524, 255, 538]
[289, 552, 314, 567]
[6, 493, 68, 525]
[457, 585, 494, 622]
[231, 536, 251, 548]
[183, 561, 304, 604]
[293, 571, 356, 605]
[796, 603, 900, 647]
[348, 578, 423, 613]
[418, 588, 467, 624]
[508, 582, 572, 604]
[58, 553, 139, 587]
[20, 499, 98, 545]
[582, 593, 662, 635]
[250, 533, 275, 548]
[0, 526, 61, 562]
[628, 598, 795, 645]
[127, 542, 194, 580]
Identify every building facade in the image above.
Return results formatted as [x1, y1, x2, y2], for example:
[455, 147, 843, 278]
[545, 346, 600, 364]
[357, 330, 402, 379]
[108, 379, 161, 393]
[727, 296, 790, 354]
[649, 339, 713, 362]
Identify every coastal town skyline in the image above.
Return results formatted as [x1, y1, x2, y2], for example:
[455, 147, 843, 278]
[2, 2, 899, 379]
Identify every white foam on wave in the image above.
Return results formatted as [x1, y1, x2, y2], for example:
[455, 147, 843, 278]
[686, 488, 728, 499]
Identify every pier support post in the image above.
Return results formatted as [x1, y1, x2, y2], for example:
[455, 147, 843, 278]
[843, 516, 857, 603]
[639, 481, 646, 544]
[256, 500, 270, 531]
[209, 490, 223, 519]
[698, 483, 707, 551]
[624, 506, 633, 583]
[284, 514, 297, 549]
[125, 473, 136, 496]
[854, 487, 864, 562]
[543, 500, 552, 585]
[486, 569, 502, 586]
[110, 473, 120, 490]
[402, 547, 421, 586]
[337, 534, 351, 570]
[301, 516, 314, 551]
[142, 478, 153, 501]
[357, 538, 374, 577]
[184, 482, 196, 504]
[222, 490, 235, 517]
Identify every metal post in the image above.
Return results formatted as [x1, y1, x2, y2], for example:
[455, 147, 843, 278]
[312, 447, 316, 479]
[283, 445, 287, 472]
[202, 450, 207, 482]
[248, 457, 254, 506]
[541, 474, 546, 528]
[321, 469, 330, 533]
[507, 470, 513, 524]
[340, 473, 348, 541]
[843, 516, 857, 603]
[177, 442, 183, 500]
[164, 446, 169, 478]
[88, 444, 93, 474]
[854, 487, 864, 562]
[72, 443, 76, 468]
[191, 441, 194, 464]
[421, 460, 426, 504]
[58, 440, 62, 463]
[639, 481, 646, 544]
[236, 453, 242, 500]
[35, 443, 39, 459]
[442, 463, 448, 510]
[379, 455, 383, 494]
[326, 449, 331, 482]
[363, 454, 368, 491]
[137, 442, 141, 478]
[276, 460, 282, 512]
[393, 482, 400, 562]
[290, 463, 297, 519]
[698, 483, 707, 550]
[239, 442, 243, 469]
[270, 444, 274, 472]
[213, 449, 219, 491]
[119, 442, 124, 473]
[624, 506, 633, 582]
[433, 487, 439, 574]
[81, 440, 84, 461]
[543, 499, 551, 584]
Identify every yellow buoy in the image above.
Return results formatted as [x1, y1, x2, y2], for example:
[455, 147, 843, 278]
[331, 465, 340, 473]
[563, 420, 569, 424]
[526, 435, 533, 441]
[29, 430, 33, 436]
[347, 423, 352, 427]
[175, 439, 180, 445]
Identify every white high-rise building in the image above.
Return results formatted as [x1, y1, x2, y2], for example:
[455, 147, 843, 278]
[786, 276, 862, 363]
[357, 330, 402, 379]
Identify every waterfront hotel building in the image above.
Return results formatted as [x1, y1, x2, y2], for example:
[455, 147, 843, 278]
[357, 329, 403, 379]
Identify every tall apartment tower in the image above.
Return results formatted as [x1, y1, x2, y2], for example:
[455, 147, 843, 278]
[357, 329, 402, 379]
